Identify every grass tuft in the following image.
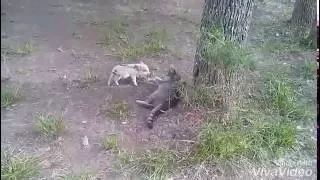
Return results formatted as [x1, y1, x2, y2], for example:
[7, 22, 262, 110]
[104, 135, 118, 151]
[119, 150, 178, 180]
[105, 101, 130, 121]
[35, 113, 66, 136]
[85, 66, 99, 82]
[194, 119, 297, 162]
[294, 60, 317, 80]
[1, 150, 39, 180]
[201, 26, 254, 71]
[1, 87, 20, 108]
[179, 84, 215, 109]
[266, 73, 296, 116]
[102, 17, 168, 61]
[2, 43, 33, 57]
[63, 172, 91, 180]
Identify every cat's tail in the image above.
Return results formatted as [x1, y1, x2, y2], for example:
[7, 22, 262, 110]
[146, 104, 163, 129]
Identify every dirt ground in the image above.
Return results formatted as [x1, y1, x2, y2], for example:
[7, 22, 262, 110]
[1, 0, 317, 179]
[1, 0, 203, 178]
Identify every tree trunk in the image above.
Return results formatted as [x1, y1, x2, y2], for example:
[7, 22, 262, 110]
[193, 0, 255, 85]
[291, 0, 317, 37]
[305, 17, 317, 48]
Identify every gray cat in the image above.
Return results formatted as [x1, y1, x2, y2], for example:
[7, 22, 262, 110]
[136, 65, 182, 129]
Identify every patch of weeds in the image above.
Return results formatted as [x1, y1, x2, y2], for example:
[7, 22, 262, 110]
[194, 120, 297, 162]
[84, 66, 98, 82]
[1, 87, 20, 108]
[105, 101, 130, 121]
[103, 17, 129, 47]
[4, 43, 33, 56]
[118, 150, 179, 180]
[63, 172, 91, 180]
[193, 123, 249, 161]
[257, 20, 312, 54]
[295, 128, 316, 157]
[263, 41, 301, 54]
[118, 29, 168, 60]
[201, 26, 254, 71]
[16, 42, 33, 56]
[293, 60, 317, 80]
[35, 113, 66, 136]
[287, 103, 315, 124]
[103, 18, 168, 61]
[143, 29, 168, 54]
[179, 84, 215, 109]
[104, 135, 118, 151]
[1, 150, 39, 180]
[247, 120, 297, 160]
[266, 73, 296, 116]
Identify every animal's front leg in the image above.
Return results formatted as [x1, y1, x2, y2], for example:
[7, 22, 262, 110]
[114, 76, 121, 86]
[131, 75, 138, 86]
[136, 100, 154, 108]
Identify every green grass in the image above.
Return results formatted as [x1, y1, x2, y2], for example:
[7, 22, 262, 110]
[105, 101, 130, 121]
[179, 84, 215, 109]
[118, 150, 179, 180]
[293, 60, 317, 80]
[263, 41, 301, 54]
[201, 26, 254, 71]
[266, 73, 296, 116]
[103, 17, 129, 47]
[1, 43, 33, 57]
[193, 118, 297, 162]
[63, 172, 91, 180]
[84, 66, 98, 82]
[102, 17, 168, 61]
[104, 135, 118, 151]
[1, 150, 39, 180]
[1, 87, 20, 108]
[35, 113, 66, 136]
[117, 29, 168, 60]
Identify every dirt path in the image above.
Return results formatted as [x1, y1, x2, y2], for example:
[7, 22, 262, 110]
[1, 0, 203, 178]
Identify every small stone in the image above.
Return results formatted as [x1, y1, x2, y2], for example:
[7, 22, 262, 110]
[39, 160, 51, 169]
[275, 33, 280, 37]
[121, 121, 127, 125]
[39, 147, 51, 152]
[82, 136, 89, 147]
[111, 48, 116, 52]
[149, 135, 158, 141]
[57, 136, 64, 142]
[184, 9, 191, 13]
[81, 121, 87, 124]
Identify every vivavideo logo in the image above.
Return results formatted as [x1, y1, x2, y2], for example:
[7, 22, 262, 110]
[251, 167, 313, 177]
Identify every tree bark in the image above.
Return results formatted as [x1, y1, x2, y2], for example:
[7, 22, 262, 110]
[305, 17, 317, 48]
[291, 0, 317, 37]
[193, 0, 255, 85]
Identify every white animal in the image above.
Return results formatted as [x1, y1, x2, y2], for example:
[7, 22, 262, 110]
[107, 61, 151, 86]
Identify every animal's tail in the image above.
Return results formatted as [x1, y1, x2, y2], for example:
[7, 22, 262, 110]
[146, 104, 163, 129]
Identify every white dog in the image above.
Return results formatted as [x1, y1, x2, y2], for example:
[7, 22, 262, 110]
[107, 61, 151, 86]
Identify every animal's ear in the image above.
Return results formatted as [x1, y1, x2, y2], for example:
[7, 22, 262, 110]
[139, 61, 145, 64]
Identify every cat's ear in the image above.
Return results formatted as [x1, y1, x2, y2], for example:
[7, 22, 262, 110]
[139, 61, 145, 65]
